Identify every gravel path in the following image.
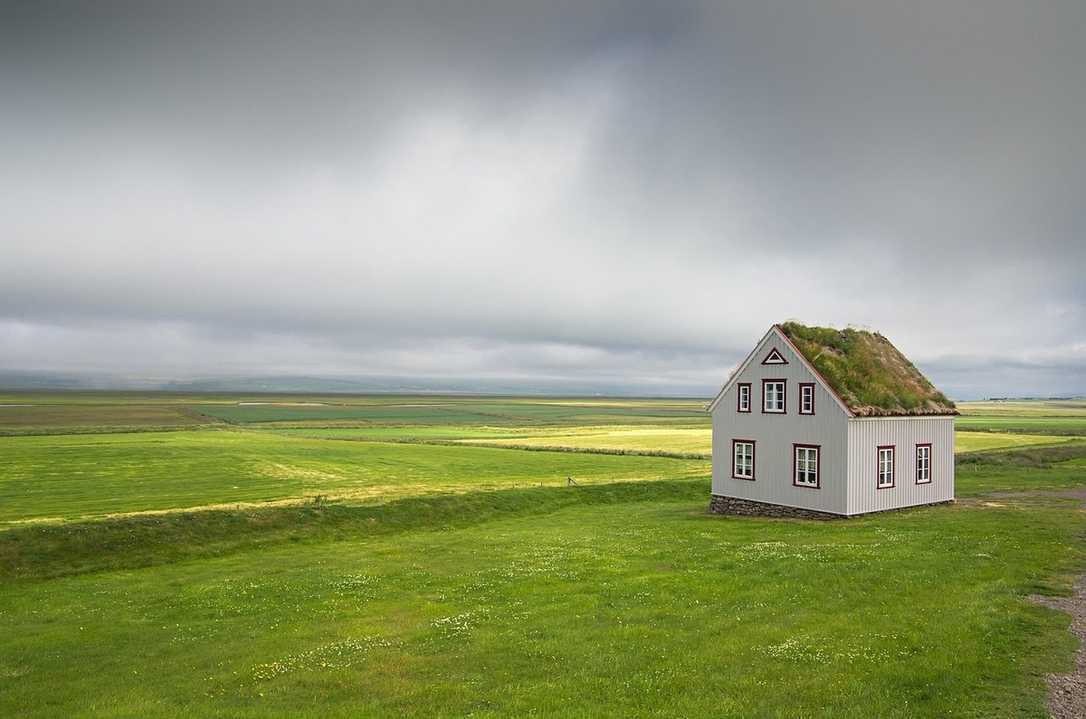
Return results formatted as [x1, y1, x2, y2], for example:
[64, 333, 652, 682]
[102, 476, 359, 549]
[1030, 488, 1086, 719]
[1032, 577, 1086, 719]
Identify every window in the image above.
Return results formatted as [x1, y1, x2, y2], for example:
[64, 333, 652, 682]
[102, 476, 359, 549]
[793, 444, 820, 488]
[761, 348, 788, 365]
[732, 439, 755, 480]
[877, 446, 895, 488]
[799, 383, 815, 415]
[916, 443, 932, 484]
[737, 383, 751, 413]
[762, 379, 786, 413]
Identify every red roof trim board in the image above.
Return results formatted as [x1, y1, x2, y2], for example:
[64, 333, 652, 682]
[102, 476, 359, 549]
[704, 326, 777, 413]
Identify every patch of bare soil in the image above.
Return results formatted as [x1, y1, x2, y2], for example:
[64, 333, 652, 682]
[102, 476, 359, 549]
[1032, 576, 1086, 719]
[1029, 487, 1086, 719]
[958, 488, 1086, 510]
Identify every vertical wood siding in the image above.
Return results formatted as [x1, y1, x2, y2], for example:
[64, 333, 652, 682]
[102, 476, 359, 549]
[711, 330, 851, 515]
[845, 417, 955, 515]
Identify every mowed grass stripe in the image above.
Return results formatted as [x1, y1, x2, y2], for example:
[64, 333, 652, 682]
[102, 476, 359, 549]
[0, 429, 709, 524]
[266, 425, 1073, 457]
[956, 416, 1086, 435]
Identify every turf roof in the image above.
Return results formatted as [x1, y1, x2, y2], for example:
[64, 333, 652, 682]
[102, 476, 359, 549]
[778, 322, 957, 417]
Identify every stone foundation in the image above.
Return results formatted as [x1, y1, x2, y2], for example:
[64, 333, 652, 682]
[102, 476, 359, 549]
[708, 495, 843, 520]
[709, 495, 955, 519]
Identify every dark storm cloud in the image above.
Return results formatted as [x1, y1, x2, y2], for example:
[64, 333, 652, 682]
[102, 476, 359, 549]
[2, 1, 1084, 397]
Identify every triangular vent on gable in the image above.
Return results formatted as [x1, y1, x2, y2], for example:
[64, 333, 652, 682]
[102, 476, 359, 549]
[761, 348, 788, 365]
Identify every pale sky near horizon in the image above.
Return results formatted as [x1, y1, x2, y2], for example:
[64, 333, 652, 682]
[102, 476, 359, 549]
[2, 2, 1084, 398]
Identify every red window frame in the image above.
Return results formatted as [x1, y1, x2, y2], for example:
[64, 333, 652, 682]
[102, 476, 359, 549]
[736, 383, 752, 413]
[915, 443, 932, 484]
[877, 445, 896, 489]
[792, 443, 821, 489]
[798, 382, 815, 415]
[731, 438, 756, 480]
[761, 378, 787, 414]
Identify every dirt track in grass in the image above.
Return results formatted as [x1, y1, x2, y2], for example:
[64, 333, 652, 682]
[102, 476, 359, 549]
[1030, 488, 1086, 719]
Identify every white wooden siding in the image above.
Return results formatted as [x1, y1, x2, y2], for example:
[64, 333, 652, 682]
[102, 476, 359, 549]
[845, 417, 955, 515]
[711, 329, 850, 515]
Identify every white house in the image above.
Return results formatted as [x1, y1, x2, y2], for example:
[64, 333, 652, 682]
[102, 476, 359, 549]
[707, 323, 957, 518]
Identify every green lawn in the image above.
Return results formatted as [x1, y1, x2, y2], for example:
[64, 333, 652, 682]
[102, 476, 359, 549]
[957, 400, 1086, 436]
[954, 431, 1078, 453]
[956, 416, 1086, 435]
[958, 400, 1086, 417]
[0, 429, 708, 525]
[272, 425, 1069, 457]
[1, 453, 1084, 718]
[0, 403, 216, 434]
[271, 425, 536, 442]
[193, 398, 707, 426]
[1, 394, 1085, 717]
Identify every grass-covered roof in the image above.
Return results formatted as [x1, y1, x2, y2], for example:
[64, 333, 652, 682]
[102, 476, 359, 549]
[778, 322, 957, 417]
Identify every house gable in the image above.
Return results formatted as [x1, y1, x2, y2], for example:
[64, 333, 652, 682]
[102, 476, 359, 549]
[706, 325, 853, 417]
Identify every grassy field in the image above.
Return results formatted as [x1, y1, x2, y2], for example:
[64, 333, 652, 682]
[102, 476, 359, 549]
[0, 429, 708, 525]
[958, 399, 1086, 417]
[954, 431, 1078, 453]
[958, 400, 1086, 436]
[1, 393, 1085, 717]
[273, 425, 1073, 457]
[1, 451, 1085, 717]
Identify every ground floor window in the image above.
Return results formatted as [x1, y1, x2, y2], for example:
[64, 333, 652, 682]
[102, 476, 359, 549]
[877, 446, 895, 488]
[916, 443, 931, 484]
[732, 439, 755, 480]
[793, 444, 820, 488]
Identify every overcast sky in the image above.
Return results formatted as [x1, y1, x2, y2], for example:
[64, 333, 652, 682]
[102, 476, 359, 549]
[2, 1, 1084, 398]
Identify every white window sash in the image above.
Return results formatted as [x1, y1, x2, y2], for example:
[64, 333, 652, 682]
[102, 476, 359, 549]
[734, 442, 754, 478]
[795, 447, 818, 486]
[878, 449, 894, 486]
[917, 447, 931, 482]
[764, 382, 785, 412]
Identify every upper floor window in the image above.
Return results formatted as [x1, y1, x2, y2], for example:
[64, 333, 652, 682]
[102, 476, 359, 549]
[799, 383, 815, 415]
[762, 379, 786, 413]
[732, 439, 755, 480]
[793, 444, 820, 488]
[737, 383, 751, 413]
[916, 443, 931, 484]
[877, 446, 895, 488]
